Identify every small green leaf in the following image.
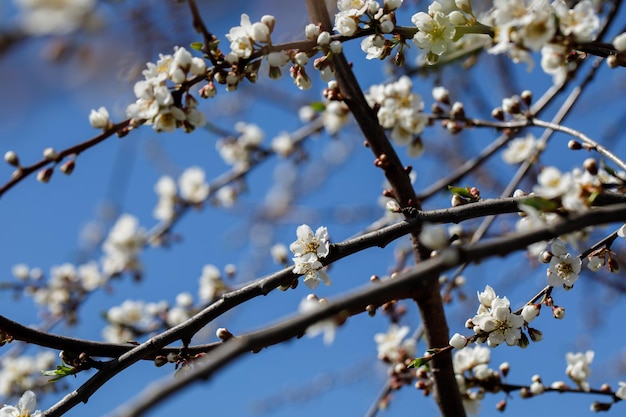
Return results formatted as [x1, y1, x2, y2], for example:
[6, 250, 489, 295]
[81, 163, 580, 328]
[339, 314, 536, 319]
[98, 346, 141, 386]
[190, 42, 203, 51]
[42, 364, 74, 382]
[519, 196, 559, 212]
[310, 102, 326, 112]
[448, 186, 473, 199]
[407, 357, 425, 368]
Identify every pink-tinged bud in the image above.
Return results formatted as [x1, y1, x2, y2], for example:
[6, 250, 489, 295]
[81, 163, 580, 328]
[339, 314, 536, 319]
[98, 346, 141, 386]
[37, 167, 53, 183]
[4, 151, 19, 167]
[552, 306, 565, 319]
[496, 399, 507, 412]
[60, 159, 75, 175]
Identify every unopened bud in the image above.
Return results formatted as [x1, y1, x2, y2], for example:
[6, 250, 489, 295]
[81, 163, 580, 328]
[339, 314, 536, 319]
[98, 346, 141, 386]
[583, 158, 598, 175]
[216, 327, 234, 341]
[518, 332, 529, 348]
[4, 151, 19, 167]
[496, 399, 507, 412]
[450, 102, 465, 120]
[520, 90, 532, 106]
[60, 159, 75, 175]
[568, 140, 583, 150]
[491, 107, 504, 121]
[154, 355, 168, 367]
[552, 306, 566, 319]
[386, 200, 401, 213]
[590, 401, 612, 412]
[499, 362, 510, 377]
[43, 147, 59, 161]
[528, 327, 543, 342]
[37, 167, 53, 183]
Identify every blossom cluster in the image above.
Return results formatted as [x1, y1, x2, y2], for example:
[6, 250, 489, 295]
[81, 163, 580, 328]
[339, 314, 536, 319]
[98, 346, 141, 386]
[411, 1, 460, 64]
[11, 262, 104, 321]
[101, 263, 227, 343]
[102, 295, 194, 343]
[125, 46, 207, 132]
[453, 344, 497, 415]
[365, 76, 427, 154]
[289, 224, 331, 289]
[469, 285, 524, 347]
[486, 0, 600, 83]
[0, 352, 56, 398]
[374, 324, 416, 363]
[216, 122, 265, 171]
[339, 0, 402, 60]
[14, 0, 98, 36]
[101, 214, 146, 278]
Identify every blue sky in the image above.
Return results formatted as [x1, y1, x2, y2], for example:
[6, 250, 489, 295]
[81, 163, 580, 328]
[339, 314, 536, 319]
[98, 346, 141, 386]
[1, 1, 626, 416]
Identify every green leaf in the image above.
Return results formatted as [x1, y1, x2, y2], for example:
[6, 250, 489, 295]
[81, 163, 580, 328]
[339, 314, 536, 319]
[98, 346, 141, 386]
[190, 42, 203, 51]
[407, 357, 425, 368]
[519, 196, 559, 212]
[42, 364, 74, 382]
[448, 186, 473, 199]
[310, 102, 326, 112]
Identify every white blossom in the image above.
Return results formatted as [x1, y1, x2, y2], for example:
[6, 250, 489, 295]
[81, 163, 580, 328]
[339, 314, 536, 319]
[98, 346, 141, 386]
[615, 381, 626, 400]
[0, 390, 41, 417]
[552, 0, 599, 42]
[614, 33, 626, 52]
[366, 76, 427, 149]
[374, 324, 415, 362]
[178, 167, 209, 203]
[533, 166, 574, 199]
[565, 350, 594, 391]
[198, 264, 225, 302]
[101, 214, 145, 276]
[289, 224, 330, 259]
[89, 106, 110, 129]
[502, 134, 538, 164]
[547, 240, 581, 289]
[472, 294, 524, 347]
[14, 0, 96, 36]
[411, 4, 456, 64]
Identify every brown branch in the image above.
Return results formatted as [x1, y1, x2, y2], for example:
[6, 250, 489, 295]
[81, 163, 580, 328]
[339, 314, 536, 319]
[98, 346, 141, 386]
[0, 119, 132, 199]
[105, 201, 626, 417]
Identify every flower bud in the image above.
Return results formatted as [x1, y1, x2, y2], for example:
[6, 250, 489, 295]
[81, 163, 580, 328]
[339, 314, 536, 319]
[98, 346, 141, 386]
[568, 140, 583, 150]
[4, 151, 19, 167]
[552, 306, 565, 319]
[216, 327, 234, 341]
[43, 147, 58, 161]
[37, 167, 53, 183]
